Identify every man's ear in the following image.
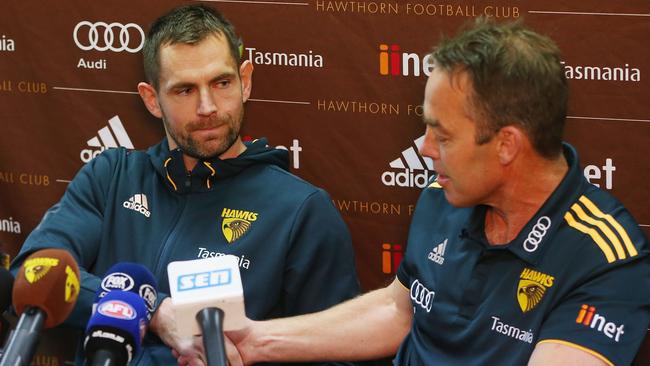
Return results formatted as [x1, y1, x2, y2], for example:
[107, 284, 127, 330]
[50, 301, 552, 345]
[137, 82, 163, 119]
[495, 125, 523, 165]
[239, 60, 254, 103]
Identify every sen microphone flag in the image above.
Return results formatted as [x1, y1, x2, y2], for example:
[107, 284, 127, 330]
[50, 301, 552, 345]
[167, 255, 246, 337]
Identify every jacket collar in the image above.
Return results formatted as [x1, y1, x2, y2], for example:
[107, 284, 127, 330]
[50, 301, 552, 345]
[462, 143, 587, 265]
[148, 138, 289, 194]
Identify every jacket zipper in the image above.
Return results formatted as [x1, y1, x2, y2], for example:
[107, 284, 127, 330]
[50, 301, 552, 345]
[152, 195, 188, 280]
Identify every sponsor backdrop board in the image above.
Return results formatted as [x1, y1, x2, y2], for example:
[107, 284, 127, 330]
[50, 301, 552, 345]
[1, 0, 649, 364]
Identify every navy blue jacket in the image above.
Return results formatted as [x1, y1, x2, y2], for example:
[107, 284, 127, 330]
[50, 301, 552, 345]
[13, 138, 360, 364]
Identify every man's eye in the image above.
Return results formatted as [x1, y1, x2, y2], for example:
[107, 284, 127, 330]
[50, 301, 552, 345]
[176, 88, 193, 95]
[215, 80, 231, 88]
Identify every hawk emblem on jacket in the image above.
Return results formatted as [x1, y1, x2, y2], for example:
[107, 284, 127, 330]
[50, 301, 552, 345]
[517, 268, 555, 313]
[222, 218, 251, 243]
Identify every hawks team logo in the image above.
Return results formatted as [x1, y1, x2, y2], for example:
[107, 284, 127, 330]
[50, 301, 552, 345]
[23, 257, 60, 283]
[517, 268, 554, 313]
[221, 208, 258, 244]
[65, 265, 80, 303]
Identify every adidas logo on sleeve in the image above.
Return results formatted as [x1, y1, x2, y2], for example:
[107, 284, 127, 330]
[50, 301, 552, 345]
[123, 194, 151, 217]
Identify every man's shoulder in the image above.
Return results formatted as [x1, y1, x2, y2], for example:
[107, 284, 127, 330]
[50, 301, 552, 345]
[247, 164, 325, 197]
[87, 146, 151, 167]
[70, 147, 157, 192]
[554, 186, 648, 268]
[415, 181, 463, 214]
[408, 183, 473, 240]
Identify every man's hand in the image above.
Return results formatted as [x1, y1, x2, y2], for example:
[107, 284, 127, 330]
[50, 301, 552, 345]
[224, 319, 258, 366]
[150, 297, 206, 365]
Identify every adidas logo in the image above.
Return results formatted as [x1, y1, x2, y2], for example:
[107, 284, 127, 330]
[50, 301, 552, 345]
[122, 194, 151, 218]
[381, 135, 435, 188]
[427, 238, 447, 265]
[80, 115, 134, 163]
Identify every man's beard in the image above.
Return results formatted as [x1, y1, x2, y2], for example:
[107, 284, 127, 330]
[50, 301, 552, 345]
[166, 108, 244, 161]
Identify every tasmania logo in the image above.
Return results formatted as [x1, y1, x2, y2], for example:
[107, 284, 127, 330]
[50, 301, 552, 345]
[23, 257, 59, 284]
[221, 208, 258, 243]
[517, 268, 554, 313]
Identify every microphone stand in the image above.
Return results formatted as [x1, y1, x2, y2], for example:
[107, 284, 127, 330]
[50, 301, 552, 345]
[90, 349, 116, 366]
[0, 307, 46, 366]
[196, 308, 227, 366]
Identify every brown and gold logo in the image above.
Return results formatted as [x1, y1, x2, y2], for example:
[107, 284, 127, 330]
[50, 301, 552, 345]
[517, 268, 554, 313]
[23, 257, 59, 283]
[65, 265, 80, 303]
[221, 208, 258, 244]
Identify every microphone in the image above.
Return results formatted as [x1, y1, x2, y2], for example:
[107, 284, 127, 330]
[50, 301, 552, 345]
[167, 255, 246, 366]
[94, 262, 158, 321]
[84, 291, 147, 366]
[0, 249, 80, 366]
[0, 268, 13, 312]
[0, 268, 14, 346]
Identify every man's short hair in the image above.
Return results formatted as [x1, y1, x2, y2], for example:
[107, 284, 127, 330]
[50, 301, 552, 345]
[432, 18, 568, 159]
[142, 4, 242, 90]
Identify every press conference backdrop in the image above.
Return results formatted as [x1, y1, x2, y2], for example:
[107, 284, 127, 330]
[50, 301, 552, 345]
[1, 0, 649, 364]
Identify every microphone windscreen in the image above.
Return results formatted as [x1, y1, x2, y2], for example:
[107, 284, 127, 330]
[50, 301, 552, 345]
[85, 290, 147, 365]
[12, 248, 80, 328]
[95, 262, 157, 321]
[0, 267, 13, 312]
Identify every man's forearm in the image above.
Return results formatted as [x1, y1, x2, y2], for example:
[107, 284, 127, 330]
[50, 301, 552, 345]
[239, 279, 412, 364]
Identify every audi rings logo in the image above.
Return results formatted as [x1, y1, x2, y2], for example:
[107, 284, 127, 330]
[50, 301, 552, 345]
[73, 21, 145, 53]
[523, 216, 551, 253]
[410, 279, 434, 312]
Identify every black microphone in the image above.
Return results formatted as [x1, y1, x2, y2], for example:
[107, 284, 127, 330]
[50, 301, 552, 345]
[0, 249, 80, 366]
[196, 308, 228, 366]
[0, 268, 14, 349]
[0, 268, 13, 312]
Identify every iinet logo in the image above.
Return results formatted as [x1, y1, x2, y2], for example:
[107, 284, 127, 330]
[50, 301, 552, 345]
[80, 115, 134, 163]
[381, 135, 435, 188]
[379, 44, 434, 77]
[575, 304, 624, 342]
[381, 243, 404, 274]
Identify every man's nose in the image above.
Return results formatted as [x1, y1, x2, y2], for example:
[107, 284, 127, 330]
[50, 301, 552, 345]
[197, 88, 218, 116]
[419, 136, 439, 161]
